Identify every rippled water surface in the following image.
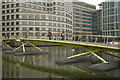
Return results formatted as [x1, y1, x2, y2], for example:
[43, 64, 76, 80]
[2, 45, 120, 78]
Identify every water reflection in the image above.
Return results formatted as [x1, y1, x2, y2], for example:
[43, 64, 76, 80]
[2, 45, 120, 78]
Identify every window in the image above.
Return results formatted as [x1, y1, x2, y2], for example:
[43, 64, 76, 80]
[11, 22, 14, 25]
[11, 33, 14, 36]
[7, 28, 9, 31]
[16, 14, 19, 19]
[49, 22, 52, 26]
[57, 17, 60, 21]
[16, 3, 19, 7]
[7, 10, 10, 13]
[16, 27, 19, 30]
[35, 27, 39, 31]
[53, 23, 56, 26]
[53, 2, 56, 5]
[2, 16, 5, 20]
[53, 16, 56, 21]
[6, 5, 10, 8]
[2, 33, 5, 36]
[11, 15, 14, 19]
[11, 27, 14, 31]
[41, 22, 46, 25]
[2, 23, 5, 26]
[16, 9, 19, 12]
[11, 9, 14, 12]
[53, 7, 56, 10]
[2, 28, 5, 31]
[29, 22, 34, 25]
[61, 3, 64, 6]
[2, 5, 5, 8]
[7, 22, 10, 25]
[41, 15, 46, 19]
[32, 5, 36, 9]
[11, 4, 14, 7]
[35, 22, 39, 26]
[41, 27, 46, 31]
[48, 16, 52, 20]
[53, 28, 56, 31]
[35, 15, 40, 19]
[16, 22, 19, 25]
[29, 27, 33, 30]
[2, 10, 5, 14]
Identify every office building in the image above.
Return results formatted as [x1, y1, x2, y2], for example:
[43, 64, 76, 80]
[92, 11, 97, 35]
[2, 0, 73, 40]
[73, 1, 96, 40]
[100, 0, 120, 37]
[1, 0, 98, 41]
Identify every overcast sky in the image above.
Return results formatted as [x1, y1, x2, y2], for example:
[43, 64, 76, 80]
[78, 0, 105, 9]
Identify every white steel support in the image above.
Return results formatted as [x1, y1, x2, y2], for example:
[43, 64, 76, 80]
[13, 42, 29, 51]
[22, 42, 26, 62]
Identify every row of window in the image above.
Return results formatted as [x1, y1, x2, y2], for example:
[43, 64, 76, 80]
[83, 21, 91, 24]
[73, 32, 91, 35]
[21, 4, 65, 11]
[103, 23, 119, 30]
[2, 15, 19, 20]
[2, 22, 19, 26]
[83, 29, 91, 32]
[103, 31, 120, 36]
[73, 23, 81, 27]
[103, 8, 118, 16]
[73, 28, 81, 31]
[2, 3, 19, 8]
[82, 10, 91, 14]
[2, 13, 72, 21]
[103, 15, 119, 23]
[103, 2, 119, 9]
[83, 14, 91, 17]
[2, 9, 65, 17]
[103, 27, 119, 30]
[2, 27, 72, 33]
[26, 2, 64, 6]
[2, 27, 19, 31]
[83, 25, 91, 28]
[2, 32, 72, 37]
[2, 31, 73, 37]
[20, 14, 66, 21]
[74, 10, 92, 14]
[74, 16, 94, 21]
[2, 2, 65, 8]
[2, 21, 72, 29]
[2, 9, 19, 14]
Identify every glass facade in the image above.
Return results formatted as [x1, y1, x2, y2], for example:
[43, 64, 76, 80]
[73, 1, 96, 40]
[102, 1, 120, 36]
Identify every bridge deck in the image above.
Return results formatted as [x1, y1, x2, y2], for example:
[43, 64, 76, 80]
[1, 39, 120, 53]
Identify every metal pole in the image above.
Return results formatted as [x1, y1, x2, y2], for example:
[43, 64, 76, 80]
[13, 42, 29, 51]
[104, 37, 106, 43]
[95, 37, 98, 43]
[85, 48, 108, 63]
[68, 65, 91, 74]
[29, 43, 43, 51]
[67, 50, 99, 59]
[22, 42, 26, 62]
[106, 37, 109, 43]
[2, 41, 12, 48]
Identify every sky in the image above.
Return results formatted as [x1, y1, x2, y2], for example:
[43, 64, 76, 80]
[78, 0, 105, 9]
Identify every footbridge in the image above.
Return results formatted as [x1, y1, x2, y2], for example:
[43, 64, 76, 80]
[1, 35, 120, 72]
